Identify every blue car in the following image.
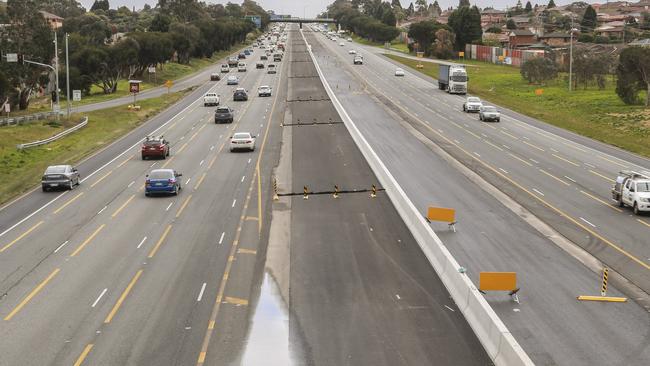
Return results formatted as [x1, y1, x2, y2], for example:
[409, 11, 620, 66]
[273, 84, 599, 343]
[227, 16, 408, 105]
[145, 169, 182, 196]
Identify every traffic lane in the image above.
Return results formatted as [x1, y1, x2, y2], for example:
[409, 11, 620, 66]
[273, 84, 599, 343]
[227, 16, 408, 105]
[289, 31, 489, 365]
[308, 32, 650, 365]
[314, 37, 650, 288]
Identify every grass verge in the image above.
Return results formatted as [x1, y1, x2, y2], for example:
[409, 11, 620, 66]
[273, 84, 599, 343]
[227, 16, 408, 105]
[385, 54, 650, 157]
[351, 34, 409, 53]
[0, 89, 190, 205]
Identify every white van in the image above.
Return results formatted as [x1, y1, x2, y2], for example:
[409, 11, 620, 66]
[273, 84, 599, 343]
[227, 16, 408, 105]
[203, 93, 220, 106]
[238, 62, 246, 72]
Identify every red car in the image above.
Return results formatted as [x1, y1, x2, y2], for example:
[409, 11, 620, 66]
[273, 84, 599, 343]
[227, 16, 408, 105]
[141, 136, 170, 159]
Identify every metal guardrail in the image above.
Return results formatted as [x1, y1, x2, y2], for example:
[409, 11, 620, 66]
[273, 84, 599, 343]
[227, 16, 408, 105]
[16, 116, 88, 150]
[0, 111, 64, 127]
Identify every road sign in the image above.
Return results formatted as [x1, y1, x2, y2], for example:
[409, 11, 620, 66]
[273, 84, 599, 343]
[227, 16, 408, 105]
[458, 51, 465, 58]
[6, 53, 17, 63]
[3, 103, 10, 113]
[148, 66, 156, 73]
[53, 104, 61, 113]
[73, 90, 81, 101]
[535, 89, 544, 96]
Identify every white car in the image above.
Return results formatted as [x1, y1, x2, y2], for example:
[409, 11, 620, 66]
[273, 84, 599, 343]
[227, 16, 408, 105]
[347, 37, 352, 42]
[339, 42, 345, 46]
[237, 62, 246, 72]
[203, 92, 220, 106]
[479, 106, 501, 122]
[463, 97, 483, 112]
[230, 132, 256, 152]
[227, 75, 239, 85]
[220, 64, 230, 73]
[348, 49, 356, 54]
[394, 68, 405, 76]
[258, 85, 272, 97]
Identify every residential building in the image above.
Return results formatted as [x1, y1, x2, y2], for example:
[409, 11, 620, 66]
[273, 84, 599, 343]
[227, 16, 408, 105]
[508, 29, 536, 47]
[39, 10, 63, 29]
[538, 32, 571, 46]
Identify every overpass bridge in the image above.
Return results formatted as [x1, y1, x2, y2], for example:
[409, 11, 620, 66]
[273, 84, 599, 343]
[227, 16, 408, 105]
[269, 18, 337, 29]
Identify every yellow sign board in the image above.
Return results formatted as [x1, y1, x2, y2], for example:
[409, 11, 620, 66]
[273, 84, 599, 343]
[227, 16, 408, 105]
[498, 55, 504, 62]
[427, 207, 456, 223]
[458, 51, 465, 57]
[416, 52, 424, 58]
[164, 80, 173, 89]
[535, 88, 544, 96]
[479, 272, 517, 291]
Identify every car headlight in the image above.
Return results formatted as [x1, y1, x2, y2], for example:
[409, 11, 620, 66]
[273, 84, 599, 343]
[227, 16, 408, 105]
[642, 198, 650, 203]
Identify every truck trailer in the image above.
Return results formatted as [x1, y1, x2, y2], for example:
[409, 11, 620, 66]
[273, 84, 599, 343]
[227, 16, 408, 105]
[438, 63, 468, 94]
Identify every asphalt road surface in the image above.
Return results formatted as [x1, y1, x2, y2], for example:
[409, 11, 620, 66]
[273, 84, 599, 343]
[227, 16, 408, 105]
[305, 28, 650, 365]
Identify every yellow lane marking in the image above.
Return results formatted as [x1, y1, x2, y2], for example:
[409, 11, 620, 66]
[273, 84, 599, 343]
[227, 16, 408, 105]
[501, 130, 519, 140]
[562, 142, 587, 153]
[90, 170, 113, 188]
[245, 216, 259, 221]
[208, 320, 215, 330]
[111, 194, 135, 218]
[73, 344, 93, 366]
[70, 224, 106, 257]
[539, 169, 570, 186]
[0, 220, 44, 253]
[552, 153, 580, 167]
[166, 121, 177, 132]
[117, 155, 132, 168]
[224, 296, 249, 306]
[523, 140, 545, 152]
[176, 195, 192, 218]
[148, 224, 172, 258]
[637, 219, 650, 229]
[237, 248, 257, 255]
[598, 155, 628, 168]
[198, 352, 206, 363]
[257, 166, 263, 235]
[54, 192, 84, 214]
[208, 151, 219, 169]
[463, 128, 481, 140]
[589, 169, 614, 182]
[508, 153, 533, 167]
[194, 172, 207, 190]
[189, 131, 200, 142]
[177, 142, 189, 154]
[484, 140, 504, 151]
[161, 156, 175, 169]
[346, 63, 650, 272]
[580, 191, 623, 213]
[4, 268, 60, 320]
[104, 269, 143, 323]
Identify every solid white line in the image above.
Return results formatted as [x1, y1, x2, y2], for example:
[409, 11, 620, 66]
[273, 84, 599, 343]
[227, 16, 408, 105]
[474, 152, 481, 157]
[0, 192, 68, 239]
[580, 217, 597, 228]
[564, 176, 577, 183]
[127, 180, 135, 188]
[241, 175, 245, 182]
[97, 206, 107, 215]
[197, 282, 207, 302]
[499, 168, 509, 174]
[137, 236, 147, 249]
[232, 199, 236, 208]
[444, 305, 455, 312]
[54, 240, 69, 253]
[166, 202, 174, 211]
[532, 188, 545, 196]
[199, 160, 204, 166]
[219, 232, 225, 244]
[185, 178, 191, 185]
[91, 288, 108, 308]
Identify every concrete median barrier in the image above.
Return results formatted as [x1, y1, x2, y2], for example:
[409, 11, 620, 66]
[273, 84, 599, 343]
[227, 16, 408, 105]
[300, 29, 534, 366]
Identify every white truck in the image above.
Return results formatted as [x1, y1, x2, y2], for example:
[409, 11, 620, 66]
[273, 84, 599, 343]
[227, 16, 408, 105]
[611, 171, 650, 215]
[438, 63, 468, 94]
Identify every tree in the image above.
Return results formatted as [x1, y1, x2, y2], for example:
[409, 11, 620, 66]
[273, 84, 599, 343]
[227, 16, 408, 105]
[408, 20, 450, 55]
[525, 1, 532, 13]
[486, 26, 502, 33]
[169, 22, 200, 64]
[580, 5, 597, 32]
[415, 0, 427, 15]
[90, 0, 109, 11]
[62, 13, 112, 45]
[448, 5, 482, 50]
[459, 0, 470, 8]
[641, 12, 650, 30]
[407, 2, 415, 16]
[433, 29, 455, 59]
[547, 0, 556, 9]
[572, 48, 614, 89]
[432, 1, 442, 16]
[149, 13, 171, 32]
[520, 57, 558, 84]
[616, 46, 650, 106]
[506, 18, 517, 29]
[382, 8, 397, 26]
[391, 0, 402, 7]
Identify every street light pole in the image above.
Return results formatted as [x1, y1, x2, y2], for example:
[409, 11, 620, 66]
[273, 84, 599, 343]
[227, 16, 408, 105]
[53, 32, 60, 121]
[569, 16, 574, 92]
[65, 33, 70, 118]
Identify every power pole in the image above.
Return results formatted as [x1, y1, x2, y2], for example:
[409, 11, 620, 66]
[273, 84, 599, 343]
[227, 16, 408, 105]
[569, 16, 574, 92]
[65, 33, 70, 118]
[54, 32, 60, 121]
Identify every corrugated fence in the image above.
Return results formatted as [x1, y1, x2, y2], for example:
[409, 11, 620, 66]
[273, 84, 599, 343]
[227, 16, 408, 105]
[464, 44, 545, 67]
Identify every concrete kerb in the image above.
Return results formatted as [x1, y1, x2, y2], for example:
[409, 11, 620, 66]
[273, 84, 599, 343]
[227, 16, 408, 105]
[301, 29, 534, 366]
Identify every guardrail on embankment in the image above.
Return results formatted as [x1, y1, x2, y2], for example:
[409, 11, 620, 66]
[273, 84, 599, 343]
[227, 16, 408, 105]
[16, 116, 89, 150]
[301, 29, 535, 366]
[1, 111, 64, 127]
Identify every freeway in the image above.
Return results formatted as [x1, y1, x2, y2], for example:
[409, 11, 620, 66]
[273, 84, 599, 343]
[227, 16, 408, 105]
[310, 29, 650, 294]
[304, 28, 650, 365]
[0, 41, 284, 365]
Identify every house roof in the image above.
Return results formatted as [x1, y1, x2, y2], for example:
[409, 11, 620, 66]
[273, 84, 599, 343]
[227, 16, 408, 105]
[509, 29, 535, 36]
[511, 16, 531, 23]
[538, 32, 571, 39]
[39, 11, 63, 20]
[482, 9, 506, 15]
[629, 38, 650, 46]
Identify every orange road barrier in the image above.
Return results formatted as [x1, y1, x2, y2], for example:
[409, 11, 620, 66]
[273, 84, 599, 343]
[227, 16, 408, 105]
[426, 206, 457, 232]
[479, 272, 520, 303]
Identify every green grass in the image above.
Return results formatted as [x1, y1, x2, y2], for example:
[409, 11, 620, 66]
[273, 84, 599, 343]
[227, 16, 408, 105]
[350, 34, 409, 53]
[0, 89, 189, 204]
[385, 54, 650, 157]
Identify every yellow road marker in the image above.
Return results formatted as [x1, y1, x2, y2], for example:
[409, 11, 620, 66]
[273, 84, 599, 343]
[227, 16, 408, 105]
[4, 268, 60, 320]
[224, 296, 249, 306]
[464, 128, 482, 140]
[194, 172, 207, 190]
[111, 194, 136, 218]
[637, 219, 650, 229]
[245, 216, 259, 221]
[198, 352, 207, 363]
[577, 295, 627, 302]
[53, 192, 84, 214]
[580, 191, 623, 212]
[207, 154, 219, 169]
[552, 153, 580, 167]
[116, 155, 132, 168]
[189, 131, 200, 141]
[589, 169, 614, 182]
[176, 195, 192, 218]
[0, 220, 44, 253]
[104, 269, 143, 323]
[90, 170, 113, 188]
[508, 152, 533, 167]
[177, 142, 189, 154]
[70, 224, 106, 257]
[73, 344, 94, 366]
[237, 248, 257, 255]
[539, 169, 570, 186]
[161, 156, 175, 169]
[148, 224, 172, 258]
[208, 320, 215, 330]
[523, 140, 545, 152]
[598, 155, 627, 168]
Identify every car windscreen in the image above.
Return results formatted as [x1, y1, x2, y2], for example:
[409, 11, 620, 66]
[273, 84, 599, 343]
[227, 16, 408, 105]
[149, 171, 172, 180]
[144, 140, 162, 146]
[216, 108, 230, 113]
[637, 182, 650, 192]
[46, 166, 67, 174]
[483, 107, 497, 112]
[233, 133, 250, 139]
[468, 98, 480, 103]
[451, 74, 467, 82]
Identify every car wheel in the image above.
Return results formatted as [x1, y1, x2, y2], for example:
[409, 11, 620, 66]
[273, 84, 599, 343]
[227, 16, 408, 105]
[42, 186, 48, 192]
[145, 192, 150, 197]
[68, 181, 74, 190]
[633, 202, 640, 215]
[479, 115, 483, 121]
[142, 155, 147, 160]
[173, 186, 179, 196]
[618, 198, 625, 207]
[496, 118, 500, 122]
[162, 153, 166, 160]
[463, 106, 466, 112]
[167, 150, 170, 157]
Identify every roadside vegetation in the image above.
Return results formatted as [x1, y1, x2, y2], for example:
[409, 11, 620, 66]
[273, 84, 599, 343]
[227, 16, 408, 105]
[385, 54, 650, 157]
[0, 89, 189, 204]
[350, 34, 409, 53]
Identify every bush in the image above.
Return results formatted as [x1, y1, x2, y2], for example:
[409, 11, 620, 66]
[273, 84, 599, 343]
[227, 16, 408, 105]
[578, 34, 593, 43]
[594, 35, 609, 44]
[520, 57, 558, 84]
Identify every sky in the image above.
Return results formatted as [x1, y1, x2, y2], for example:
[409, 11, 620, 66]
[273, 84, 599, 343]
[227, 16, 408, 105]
[77, 1, 600, 18]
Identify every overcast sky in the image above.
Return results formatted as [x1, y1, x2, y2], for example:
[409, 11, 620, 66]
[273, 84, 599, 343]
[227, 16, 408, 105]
[77, 1, 597, 18]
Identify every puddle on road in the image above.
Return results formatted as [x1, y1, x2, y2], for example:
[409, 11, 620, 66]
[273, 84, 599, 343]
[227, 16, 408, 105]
[241, 273, 294, 366]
